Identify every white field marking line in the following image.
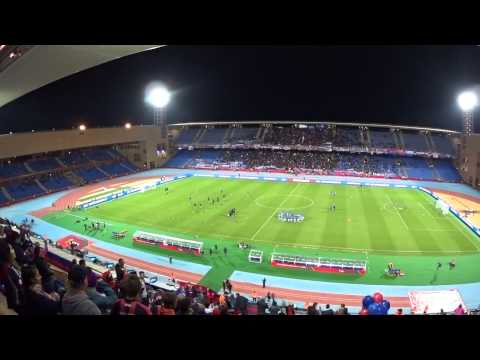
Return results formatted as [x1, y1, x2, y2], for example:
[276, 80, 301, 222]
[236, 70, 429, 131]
[408, 229, 459, 232]
[71, 212, 479, 255]
[382, 204, 453, 231]
[416, 194, 480, 252]
[417, 195, 480, 252]
[250, 183, 300, 241]
[417, 201, 436, 219]
[419, 191, 480, 251]
[62, 211, 115, 226]
[442, 211, 480, 252]
[247, 238, 478, 254]
[417, 201, 447, 220]
[385, 192, 409, 230]
[385, 202, 469, 234]
[59, 213, 479, 255]
[254, 194, 315, 211]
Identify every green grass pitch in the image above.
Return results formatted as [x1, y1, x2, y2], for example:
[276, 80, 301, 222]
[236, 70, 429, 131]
[42, 177, 480, 290]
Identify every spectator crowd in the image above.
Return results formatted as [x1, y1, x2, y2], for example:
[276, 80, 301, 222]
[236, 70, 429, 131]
[220, 149, 401, 176]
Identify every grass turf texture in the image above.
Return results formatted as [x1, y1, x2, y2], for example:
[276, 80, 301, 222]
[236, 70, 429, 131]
[42, 177, 480, 290]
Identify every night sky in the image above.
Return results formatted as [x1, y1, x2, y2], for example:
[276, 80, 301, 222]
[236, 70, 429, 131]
[0, 45, 480, 133]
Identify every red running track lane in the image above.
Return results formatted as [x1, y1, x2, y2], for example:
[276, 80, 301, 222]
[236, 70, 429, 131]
[427, 188, 480, 203]
[86, 243, 203, 284]
[230, 281, 411, 308]
[30, 175, 175, 218]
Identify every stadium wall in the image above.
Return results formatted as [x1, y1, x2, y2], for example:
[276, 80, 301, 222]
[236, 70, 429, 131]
[459, 134, 480, 189]
[0, 125, 166, 169]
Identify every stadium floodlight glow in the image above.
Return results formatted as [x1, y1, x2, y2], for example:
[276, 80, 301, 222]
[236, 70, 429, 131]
[79, 124, 86, 131]
[145, 86, 171, 109]
[125, 122, 132, 129]
[457, 91, 478, 112]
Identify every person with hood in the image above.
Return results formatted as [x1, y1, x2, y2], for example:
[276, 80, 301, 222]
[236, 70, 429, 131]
[85, 269, 117, 314]
[62, 265, 101, 315]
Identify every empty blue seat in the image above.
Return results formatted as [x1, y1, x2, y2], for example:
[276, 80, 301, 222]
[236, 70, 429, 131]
[402, 132, 429, 152]
[39, 175, 73, 191]
[198, 128, 227, 144]
[5, 181, 44, 200]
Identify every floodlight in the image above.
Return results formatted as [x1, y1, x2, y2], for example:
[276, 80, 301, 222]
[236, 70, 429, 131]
[125, 122, 132, 129]
[458, 91, 478, 112]
[145, 86, 171, 109]
[79, 124, 86, 131]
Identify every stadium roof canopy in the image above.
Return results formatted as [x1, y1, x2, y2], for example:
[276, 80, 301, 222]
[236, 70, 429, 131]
[0, 45, 164, 109]
[170, 121, 459, 134]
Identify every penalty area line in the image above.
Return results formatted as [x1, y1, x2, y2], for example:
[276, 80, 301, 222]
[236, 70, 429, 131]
[62, 211, 115, 226]
[385, 192, 409, 230]
[249, 183, 300, 241]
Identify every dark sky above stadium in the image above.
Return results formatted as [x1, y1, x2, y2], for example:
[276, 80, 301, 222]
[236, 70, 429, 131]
[1, 45, 480, 133]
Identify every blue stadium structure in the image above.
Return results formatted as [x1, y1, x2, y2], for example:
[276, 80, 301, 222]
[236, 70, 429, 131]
[168, 121, 461, 183]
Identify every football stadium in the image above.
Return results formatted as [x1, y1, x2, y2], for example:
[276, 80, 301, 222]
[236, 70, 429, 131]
[1, 45, 480, 316]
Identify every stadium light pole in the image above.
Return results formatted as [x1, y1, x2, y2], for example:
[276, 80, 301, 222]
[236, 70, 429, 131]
[458, 91, 478, 135]
[145, 85, 171, 137]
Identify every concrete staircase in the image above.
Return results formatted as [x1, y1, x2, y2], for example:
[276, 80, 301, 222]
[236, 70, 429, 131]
[431, 163, 441, 180]
[255, 127, 264, 141]
[1, 186, 13, 201]
[397, 131, 405, 149]
[193, 128, 206, 144]
[391, 131, 400, 149]
[426, 133, 436, 153]
[397, 159, 408, 177]
[96, 166, 110, 177]
[106, 149, 118, 159]
[120, 162, 135, 172]
[223, 128, 233, 144]
[55, 157, 67, 168]
[362, 129, 371, 148]
[34, 179, 48, 193]
[64, 171, 85, 186]
[425, 158, 441, 179]
[260, 127, 269, 142]
[24, 162, 34, 173]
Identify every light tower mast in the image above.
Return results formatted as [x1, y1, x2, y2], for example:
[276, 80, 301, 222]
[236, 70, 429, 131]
[458, 91, 478, 135]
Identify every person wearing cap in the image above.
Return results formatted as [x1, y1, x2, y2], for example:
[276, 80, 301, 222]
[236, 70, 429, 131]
[62, 265, 101, 315]
[85, 268, 117, 314]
